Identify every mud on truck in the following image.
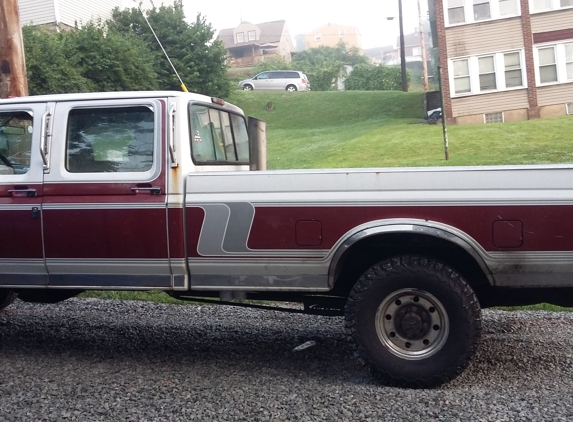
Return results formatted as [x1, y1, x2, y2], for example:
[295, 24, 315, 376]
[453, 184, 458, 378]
[1, 91, 572, 388]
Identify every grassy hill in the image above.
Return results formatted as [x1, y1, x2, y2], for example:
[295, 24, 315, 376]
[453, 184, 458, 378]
[227, 90, 573, 170]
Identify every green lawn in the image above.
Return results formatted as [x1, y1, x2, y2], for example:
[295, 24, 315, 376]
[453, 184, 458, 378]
[82, 90, 573, 311]
[229, 90, 573, 169]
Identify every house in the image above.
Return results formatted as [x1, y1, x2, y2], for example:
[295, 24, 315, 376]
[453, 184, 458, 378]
[431, 0, 573, 125]
[386, 31, 433, 65]
[303, 23, 362, 50]
[18, 0, 153, 29]
[218, 20, 295, 68]
[363, 45, 396, 64]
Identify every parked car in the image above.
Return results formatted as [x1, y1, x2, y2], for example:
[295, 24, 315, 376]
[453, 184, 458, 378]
[238, 70, 310, 92]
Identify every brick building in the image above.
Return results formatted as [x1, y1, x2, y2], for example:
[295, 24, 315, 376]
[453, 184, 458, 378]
[431, 0, 573, 124]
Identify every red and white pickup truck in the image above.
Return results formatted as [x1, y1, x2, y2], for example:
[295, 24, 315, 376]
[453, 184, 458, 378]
[1, 91, 572, 387]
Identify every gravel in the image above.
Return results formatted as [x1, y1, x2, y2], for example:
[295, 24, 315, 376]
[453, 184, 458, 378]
[1, 298, 573, 421]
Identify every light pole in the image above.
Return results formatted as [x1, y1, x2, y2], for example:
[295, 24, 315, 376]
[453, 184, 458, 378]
[387, 1, 408, 92]
[398, 0, 407, 92]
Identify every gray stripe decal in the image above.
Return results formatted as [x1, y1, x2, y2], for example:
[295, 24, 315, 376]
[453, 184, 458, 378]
[196, 203, 255, 256]
[222, 202, 255, 252]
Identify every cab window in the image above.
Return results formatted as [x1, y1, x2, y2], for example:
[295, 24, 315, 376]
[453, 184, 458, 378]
[66, 106, 154, 173]
[0, 111, 32, 175]
[189, 104, 249, 164]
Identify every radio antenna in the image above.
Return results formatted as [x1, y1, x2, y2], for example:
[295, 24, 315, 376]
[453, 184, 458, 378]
[134, 1, 189, 92]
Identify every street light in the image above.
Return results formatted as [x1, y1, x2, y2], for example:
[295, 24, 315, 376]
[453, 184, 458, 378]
[387, 0, 408, 92]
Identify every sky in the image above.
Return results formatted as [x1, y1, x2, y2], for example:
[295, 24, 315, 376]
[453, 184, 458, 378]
[124, 0, 429, 49]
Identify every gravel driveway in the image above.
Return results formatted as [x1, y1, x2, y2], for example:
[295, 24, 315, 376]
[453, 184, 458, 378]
[1, 298, 573, 421]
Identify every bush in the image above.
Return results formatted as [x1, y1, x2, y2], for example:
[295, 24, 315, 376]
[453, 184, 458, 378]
[345, 64, 408, 91]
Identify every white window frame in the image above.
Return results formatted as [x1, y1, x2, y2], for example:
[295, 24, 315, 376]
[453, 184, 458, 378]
[529, 0, 573, 13]
[444, 0, 521, 26]
[236, 32, 244, 43]
[566, 43, 573, 80]
[314, 34, 322, 41]
[449, 49, 526, 97]
[338, 29, 346, 37]
[248, 30, 256, 41]
[534, 41, 573, 86]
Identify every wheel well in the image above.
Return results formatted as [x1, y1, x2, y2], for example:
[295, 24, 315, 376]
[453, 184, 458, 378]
[331, 233, 490, 298]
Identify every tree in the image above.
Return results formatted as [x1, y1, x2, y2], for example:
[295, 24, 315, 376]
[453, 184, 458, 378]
[65, 21, 159, 92]
[109, 1, 230, 97]
[23, 23, 159, 95]
[23, 26, 92, 95]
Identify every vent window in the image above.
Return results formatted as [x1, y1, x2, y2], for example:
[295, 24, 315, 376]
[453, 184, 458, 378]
[566, 102, 573, 115]
[484, 112, 504, 123]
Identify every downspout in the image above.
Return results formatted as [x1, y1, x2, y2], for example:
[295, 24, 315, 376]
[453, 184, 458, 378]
[53, 0, 61, 32]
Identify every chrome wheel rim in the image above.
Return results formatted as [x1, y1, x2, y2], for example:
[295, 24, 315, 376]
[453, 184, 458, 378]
[375, 288, 449, 360]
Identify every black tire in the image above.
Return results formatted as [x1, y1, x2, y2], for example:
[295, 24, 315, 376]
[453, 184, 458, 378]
[0, 289, 17, 311]
[243, 84, 254, 91]
[345, 255, 481, 388]
[286, 84, 297, 92]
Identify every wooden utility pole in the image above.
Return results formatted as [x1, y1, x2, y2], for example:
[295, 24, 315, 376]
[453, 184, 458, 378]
[0, 0, 28, 98]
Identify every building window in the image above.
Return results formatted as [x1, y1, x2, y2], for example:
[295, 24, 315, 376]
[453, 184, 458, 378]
[499, 0, 519, 15]
[474, 0, 491, 20]
[453, 59, 471, 93]
[248, 30, 256, 41]
[338, 29, 346, 37]
[564, 43, 573, 80]
[531, 0, 573, 11]
[479, 56, 496, 90]
[538, 47, 558, 83]
[531, 0, 552, 9]
[314, 34, 322, 41]
[446, 0, 520, 24]
[448, 0, 466, 23]
[504, 52, 523, 87]
[450, 50, 525, 95]
[236, 32, 244, 43]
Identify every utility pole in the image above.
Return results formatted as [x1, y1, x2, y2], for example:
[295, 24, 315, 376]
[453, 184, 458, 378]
[0, 0, 28, 98]
[417, 0, 429, 91]
[398, 0, 408, 92]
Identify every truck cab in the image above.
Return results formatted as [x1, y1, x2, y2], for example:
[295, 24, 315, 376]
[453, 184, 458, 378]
[0, 91, 249, 292]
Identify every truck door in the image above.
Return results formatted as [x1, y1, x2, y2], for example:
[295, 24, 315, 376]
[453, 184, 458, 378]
[42, 98, 171, 289]
[0, 103, 48, 286]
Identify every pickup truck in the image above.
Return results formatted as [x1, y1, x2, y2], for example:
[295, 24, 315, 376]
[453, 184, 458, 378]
[1, 90, 572, 388]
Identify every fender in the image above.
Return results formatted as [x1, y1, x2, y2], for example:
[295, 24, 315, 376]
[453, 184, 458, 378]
[327, 218, 495, 288]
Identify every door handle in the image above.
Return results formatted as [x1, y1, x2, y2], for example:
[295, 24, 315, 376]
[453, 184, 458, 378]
[8, 188, 37, 197]
[131, 186, 161, 195]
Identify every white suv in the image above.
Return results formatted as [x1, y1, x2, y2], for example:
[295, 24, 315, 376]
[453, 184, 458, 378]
[238, 70, 310, 91]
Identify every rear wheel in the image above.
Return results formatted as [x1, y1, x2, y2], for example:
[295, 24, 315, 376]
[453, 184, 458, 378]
[345, 255, 481, 388]
[0, 290, 17, 311]
[286, 84, 297, 92]
[243, 84, 254, 91]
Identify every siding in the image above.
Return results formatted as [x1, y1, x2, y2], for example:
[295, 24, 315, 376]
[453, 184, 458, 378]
[58, 0, 122, 27]
[451, 89, 529, 117]
[537, 83, 573, 107]
[18, 0, 56, 26]
[446, 18, 523, 57]
[531, 9, 573, 34]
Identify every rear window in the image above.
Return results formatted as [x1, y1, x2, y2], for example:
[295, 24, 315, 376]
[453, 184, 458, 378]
[0, 111, 32, 175]
[66, 106, 155, 173]
[286, 72, 300, 78]
[189, 104, 249, 164]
